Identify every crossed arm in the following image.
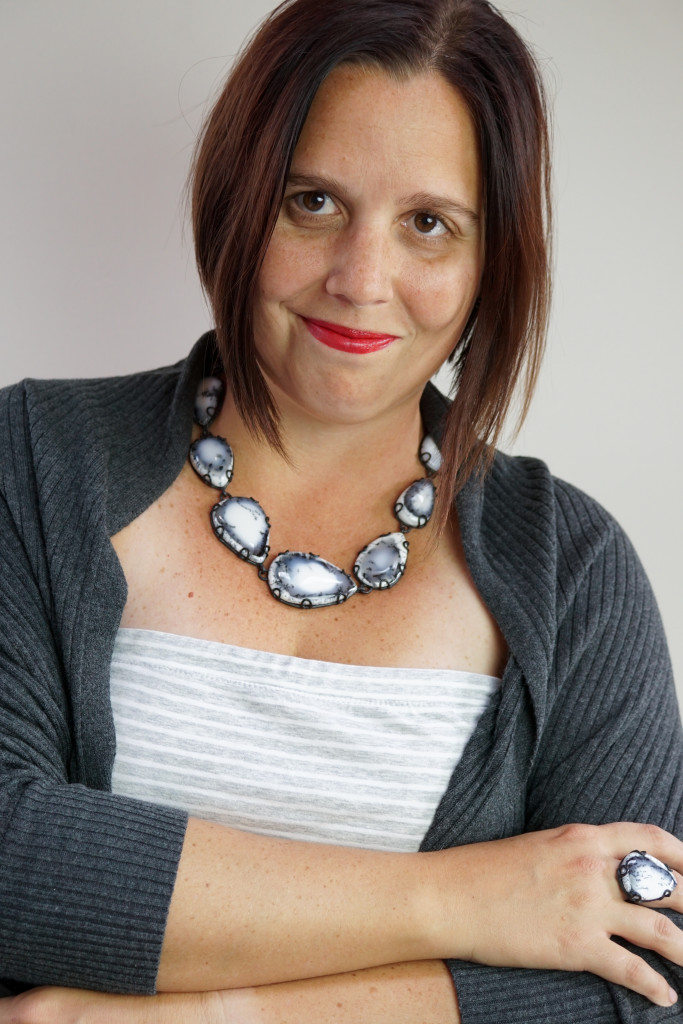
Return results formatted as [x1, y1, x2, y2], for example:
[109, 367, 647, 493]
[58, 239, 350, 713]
[4, 819, 683, 1023]
[0, 962, 461, 1024]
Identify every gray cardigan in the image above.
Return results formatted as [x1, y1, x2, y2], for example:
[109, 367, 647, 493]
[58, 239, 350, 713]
[1, 333, 682, 1021]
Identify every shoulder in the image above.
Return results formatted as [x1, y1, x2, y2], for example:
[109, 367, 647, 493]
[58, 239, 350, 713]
[0, 333, 213, 534]
[459, 448, 659, 680]
[0, 357, 184, 459]
[479, 448, 644, 603]
[421, 381, 640, 640]
[484, 449, 620, 550]
[462, 445, 626, 569]
[420, 382, 622, 576]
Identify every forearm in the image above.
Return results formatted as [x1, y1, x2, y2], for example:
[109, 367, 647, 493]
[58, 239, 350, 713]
[0, 963, 460, 1024]
[221, 961, 461, 1023]
[157, 817, 683, 1009]
[158, 817, 440, 991]
[0, 989, 215, 1024]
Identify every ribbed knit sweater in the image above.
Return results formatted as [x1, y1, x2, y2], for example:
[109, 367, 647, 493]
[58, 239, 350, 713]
[1, 333, 682, 1021]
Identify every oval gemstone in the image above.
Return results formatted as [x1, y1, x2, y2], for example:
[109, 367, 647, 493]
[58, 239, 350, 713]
[394, 477, 435, 529]
[617, 851, 677, 903]
[194, 376, 224, 428]
[211, 496, 270, 565]
[189, 436, 234, 489]
[268, 552, 357, 608]
[354, 532, 408, 590]
[419, 434, 442, 473]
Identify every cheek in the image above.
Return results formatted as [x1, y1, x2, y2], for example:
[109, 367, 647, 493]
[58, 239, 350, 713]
[406, 261, 480, 335]
[258, 229, 327, 304]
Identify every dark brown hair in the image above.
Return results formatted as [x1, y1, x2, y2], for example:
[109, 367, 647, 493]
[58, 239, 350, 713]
[192, 0, 552, 519]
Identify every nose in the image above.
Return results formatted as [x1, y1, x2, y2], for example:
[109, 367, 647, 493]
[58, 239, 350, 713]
[325, 223, 394, 306]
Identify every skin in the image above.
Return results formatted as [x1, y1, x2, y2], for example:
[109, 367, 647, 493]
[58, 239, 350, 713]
[252, 63, 484, 435]
[5, 67, 683, 1022]
[0, 963, 460, 1023]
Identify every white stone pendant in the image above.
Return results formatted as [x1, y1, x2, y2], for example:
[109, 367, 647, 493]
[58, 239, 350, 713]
[354, 532, 409, 590]
[419, 434, 442, 473]
[394, 477, 435, 529]
[211, 496, 270, 565]
[194, 376, 224, 428]
[189, 436, 234, 489]
[268, 551, 358, 608]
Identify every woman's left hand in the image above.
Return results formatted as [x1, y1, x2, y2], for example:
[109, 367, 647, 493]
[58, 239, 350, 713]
[0, 987, 225, 1024]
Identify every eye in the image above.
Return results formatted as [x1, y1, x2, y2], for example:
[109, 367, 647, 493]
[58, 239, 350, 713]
[410, 212, 449, 237]
[293, 191, 338, 216]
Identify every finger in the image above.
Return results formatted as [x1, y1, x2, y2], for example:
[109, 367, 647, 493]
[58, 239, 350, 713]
[614, 902, 683, 967]
[588, 938, 678, 1008]
[607, 822, 683, 876]
[647, 868, 683, 912]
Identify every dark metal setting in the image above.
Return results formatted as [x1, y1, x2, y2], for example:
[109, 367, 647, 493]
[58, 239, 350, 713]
[617, 851, 677, 904]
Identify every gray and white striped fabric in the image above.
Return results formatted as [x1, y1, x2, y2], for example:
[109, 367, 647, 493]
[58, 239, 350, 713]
[110, 628, 499, 852]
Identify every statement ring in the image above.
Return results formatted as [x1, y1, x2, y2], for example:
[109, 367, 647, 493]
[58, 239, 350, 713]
[617, 851, 677, 903]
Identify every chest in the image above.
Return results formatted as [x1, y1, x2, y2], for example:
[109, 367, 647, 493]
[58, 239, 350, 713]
[111, 463, 506, 675]
[109, 628, 500, 851]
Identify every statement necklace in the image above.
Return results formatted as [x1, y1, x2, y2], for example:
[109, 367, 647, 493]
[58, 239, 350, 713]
[189, 377, 442, 610]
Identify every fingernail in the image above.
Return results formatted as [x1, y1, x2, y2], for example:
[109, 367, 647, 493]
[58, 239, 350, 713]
[669, 986, 678, 1005]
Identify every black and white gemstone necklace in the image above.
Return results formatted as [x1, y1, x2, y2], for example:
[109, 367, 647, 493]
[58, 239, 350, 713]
[189, 376, 442, 609]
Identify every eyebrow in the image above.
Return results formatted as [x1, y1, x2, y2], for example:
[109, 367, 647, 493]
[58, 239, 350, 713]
[285, 173, 480, 226]
[403, 190, 480, 226]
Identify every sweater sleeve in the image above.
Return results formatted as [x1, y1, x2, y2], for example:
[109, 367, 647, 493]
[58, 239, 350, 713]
[0, 429, 188, 994]
[447, 493, 683, 1021]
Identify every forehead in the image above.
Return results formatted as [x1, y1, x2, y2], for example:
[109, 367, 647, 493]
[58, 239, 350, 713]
[292, 65, 482, 211]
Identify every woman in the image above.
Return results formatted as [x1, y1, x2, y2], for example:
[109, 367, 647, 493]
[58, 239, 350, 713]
[1, 0, 682, 1021]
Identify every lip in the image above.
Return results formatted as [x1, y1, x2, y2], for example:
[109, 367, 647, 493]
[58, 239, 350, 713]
[302, 317, 399, 354]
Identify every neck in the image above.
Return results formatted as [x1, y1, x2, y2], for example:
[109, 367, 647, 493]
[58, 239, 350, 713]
[213, 386, 426, 500]
[189, 374, 441, 607]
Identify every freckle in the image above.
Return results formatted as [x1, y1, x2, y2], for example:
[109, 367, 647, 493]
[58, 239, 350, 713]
[188, 592, 194, 598]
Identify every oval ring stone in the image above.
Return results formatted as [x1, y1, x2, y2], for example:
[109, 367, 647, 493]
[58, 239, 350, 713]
[194, 376, 224, 428]
[354, 532, 408, 590]
[211, 496, 270, 565]
[419, 434, 442, 473]
[617, 851, 677, 903]
[189, 436, 234, 489]
[394, 477, 435, 529]
[268, 552, 357, 608]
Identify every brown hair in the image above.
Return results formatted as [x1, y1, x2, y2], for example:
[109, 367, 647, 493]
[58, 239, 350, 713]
[191, 0, 552, 520]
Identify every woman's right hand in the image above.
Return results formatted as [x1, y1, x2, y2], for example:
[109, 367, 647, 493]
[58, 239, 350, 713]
[426, 821, 683, 1008]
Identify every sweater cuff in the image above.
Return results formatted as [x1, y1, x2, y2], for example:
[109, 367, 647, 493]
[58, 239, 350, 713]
[447, 961, 617, 1023]
[1, 783, 188, 994]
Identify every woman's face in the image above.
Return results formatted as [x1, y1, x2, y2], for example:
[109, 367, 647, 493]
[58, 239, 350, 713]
[253, 65, 484, 429]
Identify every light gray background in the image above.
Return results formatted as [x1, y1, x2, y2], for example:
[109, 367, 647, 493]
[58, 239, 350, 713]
[1, 2, 681, 695]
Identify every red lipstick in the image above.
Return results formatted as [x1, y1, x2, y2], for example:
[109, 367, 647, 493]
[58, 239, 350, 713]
[303, 317, 398, 354]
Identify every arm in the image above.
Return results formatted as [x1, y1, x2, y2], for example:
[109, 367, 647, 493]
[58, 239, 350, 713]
[447, 499, 683, 1022]
[156, 816, 683, 1001]
[0, 481, 187, 995]
[157, 817, 440, 990]
[217, 962, 461, 1024]
[0, 963, 461, 1024]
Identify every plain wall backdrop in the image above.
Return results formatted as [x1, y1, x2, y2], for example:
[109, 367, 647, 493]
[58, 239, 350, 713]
[1, 1, 681, 696]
